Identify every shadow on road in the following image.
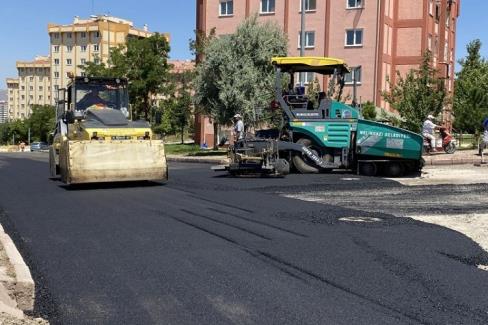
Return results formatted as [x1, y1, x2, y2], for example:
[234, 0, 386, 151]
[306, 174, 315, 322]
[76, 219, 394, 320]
[59, 180, 166, 191]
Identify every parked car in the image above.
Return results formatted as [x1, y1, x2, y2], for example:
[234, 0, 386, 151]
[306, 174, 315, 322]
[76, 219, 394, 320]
[30, 142, 49, 152]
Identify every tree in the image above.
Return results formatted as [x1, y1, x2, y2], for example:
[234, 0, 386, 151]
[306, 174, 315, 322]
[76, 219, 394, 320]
[189, 28, 216, 58]
[79, 33, 171, 119]
[361, 101, 377, 121]
[193, 16, 288, 148]
[306, 77, 322, 109]
[170, 71, 194, 144]
[383, 51, 447, 133]
[453, 39, 488, 133]
[6, 120, 28, 144]
[27, 105, 56, 142]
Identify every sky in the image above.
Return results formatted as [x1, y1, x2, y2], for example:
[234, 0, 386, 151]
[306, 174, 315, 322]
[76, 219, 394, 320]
[0, 0, 487, 89]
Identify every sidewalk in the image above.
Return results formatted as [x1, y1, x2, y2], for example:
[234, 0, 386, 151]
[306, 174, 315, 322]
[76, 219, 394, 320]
[167, 149, 485, 166]
[166, 154, 228, 165]
[422, 149, 485, 166]
[0, 224, 47, 324]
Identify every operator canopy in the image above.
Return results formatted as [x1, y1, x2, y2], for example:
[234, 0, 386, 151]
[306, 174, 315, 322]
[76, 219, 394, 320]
[271, 57, 350, 75]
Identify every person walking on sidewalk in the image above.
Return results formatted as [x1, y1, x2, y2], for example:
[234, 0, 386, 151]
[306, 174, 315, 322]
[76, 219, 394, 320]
[423, 115, 439, 152]
[480, 117, 488, 155]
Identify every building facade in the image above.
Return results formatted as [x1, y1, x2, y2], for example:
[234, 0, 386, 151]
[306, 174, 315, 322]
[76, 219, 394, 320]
[0, 101, 7, 124]
[6, 56, 51, 120]
[6, 78, 19, 121]
[195, 0, 460, 145]
[47, 15, 156, 102]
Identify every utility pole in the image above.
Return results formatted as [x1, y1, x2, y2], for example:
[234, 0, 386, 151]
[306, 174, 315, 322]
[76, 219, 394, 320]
[300, 0, 306, 87]
[28, 128, 31, 145]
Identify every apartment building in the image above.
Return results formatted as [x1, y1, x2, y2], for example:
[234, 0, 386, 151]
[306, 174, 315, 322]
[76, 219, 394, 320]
[48, 15, 157, 101]
[195, 0, 460, 145]
[6, 56, 52, 120]
[0, 101, 7, 124]
[6, 79, 19, 121]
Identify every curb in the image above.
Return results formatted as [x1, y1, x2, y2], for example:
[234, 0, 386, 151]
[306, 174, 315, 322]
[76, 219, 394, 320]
[424, 158, 483, 166]
[167, 155, 229, 165]
[168, 155, 484, 167]
[0, 224, 34, 312]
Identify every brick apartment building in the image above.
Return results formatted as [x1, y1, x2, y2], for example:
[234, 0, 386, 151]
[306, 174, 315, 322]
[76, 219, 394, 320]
[195, 0, 460, 146]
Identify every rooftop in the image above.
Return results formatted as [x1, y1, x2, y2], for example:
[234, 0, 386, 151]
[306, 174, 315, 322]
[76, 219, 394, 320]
[16, 56, 50, 67]
[169, 60, 195, 73]
[48, 15, 151, 34]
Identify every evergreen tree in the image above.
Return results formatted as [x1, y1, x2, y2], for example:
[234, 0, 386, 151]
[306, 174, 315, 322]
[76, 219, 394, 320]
[453, 39, 488, 133]
[383, 51, 447, 133]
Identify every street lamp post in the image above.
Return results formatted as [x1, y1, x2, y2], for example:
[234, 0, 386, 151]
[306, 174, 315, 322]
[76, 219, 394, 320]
[300, 0, 306, 87]
[438, 62, 452, 130]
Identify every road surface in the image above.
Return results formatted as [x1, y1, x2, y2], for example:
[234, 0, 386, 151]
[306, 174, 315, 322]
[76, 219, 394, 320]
[0, 153, 487, 324]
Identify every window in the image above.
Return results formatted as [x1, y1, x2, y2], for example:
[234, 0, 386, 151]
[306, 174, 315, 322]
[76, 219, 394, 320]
[54, 85, 59, 91]
[29, 77, 34, 82]
[220, 0, 233, 16]
[94, 31, 100, 38]
[297, 72, 315, 85]
[54, 45, 59, 53]
[67, 46, 73, 52]
[54, 59, 59, 65]
[81, 72, 87, 77]
[81, 32, 86, 38]
[429, 0, 433, 16]
[81, 45, 87, 52]
[21, 95, 25, 100]
[53, 33, 59, 39]
[54, 72, 60, 78]
[66, 59, 72, 65]
[39, 86, 43, 91]
[66, 72, 71, 78]
[300, 0, 317, 12]
[344, 67, 362, 84]
[30, 86, 33, 91]
[347, 0, 363, 9]
[261, 0, 275, 14]
[428, 34, 432, 51]
[94, 58, 100, 64]
[298, 31, 316, 48]
[29, 95, 33, 100]
[67, 32, 72, 38]
[39, 95, 43, 100]
[21, 86, 25, 90]
[345, 29, 363, 46]
[81, 58, 86, 65]
[93, 44, 99, 52]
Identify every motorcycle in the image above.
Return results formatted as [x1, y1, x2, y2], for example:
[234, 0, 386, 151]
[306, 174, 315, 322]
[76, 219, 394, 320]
[423, 127, 457, 154]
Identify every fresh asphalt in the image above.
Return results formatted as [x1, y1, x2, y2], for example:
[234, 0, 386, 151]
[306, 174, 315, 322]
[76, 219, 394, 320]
[0, 153, 487, 325]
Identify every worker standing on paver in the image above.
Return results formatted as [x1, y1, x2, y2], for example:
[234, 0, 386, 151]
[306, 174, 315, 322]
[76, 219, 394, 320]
[233, 114, 244, 142]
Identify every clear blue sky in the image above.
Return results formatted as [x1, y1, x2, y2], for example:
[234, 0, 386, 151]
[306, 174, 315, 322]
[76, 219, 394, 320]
[0, 0, 487, 89]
